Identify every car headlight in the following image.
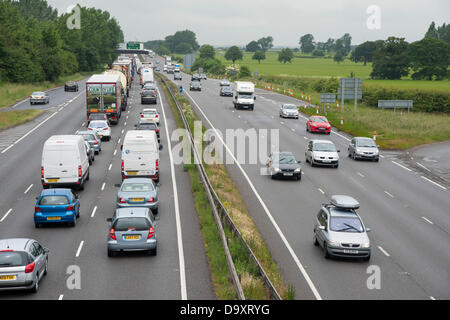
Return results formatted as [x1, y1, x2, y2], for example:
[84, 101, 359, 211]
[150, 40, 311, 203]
[273, 167, 281, 173]
[361, 242, 370, 248]
[328, 240, 340, 247]
[294, 168, 301, 172]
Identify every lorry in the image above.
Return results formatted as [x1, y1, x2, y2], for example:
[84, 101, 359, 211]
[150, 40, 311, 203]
[112, 60, 132, 97]
[233, 81, 256, 110]
[102, 70, 128, 111]
[86, 74, 122, 125]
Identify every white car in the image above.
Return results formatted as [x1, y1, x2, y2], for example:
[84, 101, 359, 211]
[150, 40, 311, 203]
[305, 140, 340, 168]
[88, 120, 111, 141]
[139, 108, 160, 126]
[163, 65, 167, 72]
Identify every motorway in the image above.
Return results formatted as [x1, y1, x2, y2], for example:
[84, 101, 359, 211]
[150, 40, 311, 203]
[0, 73, 215, 299]
[160, 61, 450, 300]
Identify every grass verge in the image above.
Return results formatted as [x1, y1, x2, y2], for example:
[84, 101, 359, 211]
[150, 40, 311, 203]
[0, 109, 44, 131]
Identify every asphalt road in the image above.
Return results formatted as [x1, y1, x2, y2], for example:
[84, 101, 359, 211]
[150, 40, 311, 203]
[0, 71, 215, 299]
[160, 63, 450, 300]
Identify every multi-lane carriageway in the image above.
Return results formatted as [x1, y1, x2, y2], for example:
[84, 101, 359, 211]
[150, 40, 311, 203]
[158, 55, 449, 300]
[0, 74, 215, 300]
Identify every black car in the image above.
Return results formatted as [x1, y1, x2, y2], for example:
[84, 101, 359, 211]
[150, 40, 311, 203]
[190, 81, 202, 91]
[191, 74, 200, 81]
[135, 122, 160, 142]
[220, 86, 233, 97]
[266, 151, 302, 180]
[64, 81, 79, 92]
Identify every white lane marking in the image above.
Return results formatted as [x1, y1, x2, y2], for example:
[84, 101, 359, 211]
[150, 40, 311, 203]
[416, 162, 430, 171]
[420, 176, 447, 190]
[392, 161, 412, 172]
[378, 246, 390, 257]
[184, 90, 322, 300]
[318, 188, 325, 195]
[331, 130, 351, 141]
[101, 182, 106, 191]
[384, 191, 394, 198]
[430, 296, 436, 300]
[58, 294, 64, 300]
[357, 172, 365, 178]
[91, 206, 97, 218]
[1, 111, 59, 154]
[75, 241, 84, 257]
[0, 209, 13, 222]
[157, 88, 187, 300]
[118, 138, 121, 144]
[421, 217, 434, 225]
[379, 154, 385, 158]
[126, 115, 129, 119]
[121, 129, 124, 134]
[291, 128, 295, 132]
[303, 136, 308, 140]
[124, 122, 127, 126]
[108, 163, 112, 171]
[24, 184, 33, 194]
[82, 122, 85, 126]
[113, 149, 117, 156]
[58, 107, 63, 111]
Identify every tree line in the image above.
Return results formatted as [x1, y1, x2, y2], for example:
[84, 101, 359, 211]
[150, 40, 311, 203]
[144, 30, 200, 55]
[0, 0, 124, 83]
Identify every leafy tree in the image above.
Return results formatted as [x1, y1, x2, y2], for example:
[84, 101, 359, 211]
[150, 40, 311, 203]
[312, 49, 325, 57]
[340, 33, 352, 55]
[424, 22, 450, 44]
[299, 34, 315, 53]
[224, 46, 243, 64]
[246, 40, 261, 52]
[370, 37, 410, 80]
[278, 48, 293, 63]
[408, 38, 450, 80]
[333, 51, 345, 64]
[12, 0, 58, 21]
[199, 44, 215, 59]
[252, 50, 266, 64]
[350, 41, 378, 65]
[257, 36, 274, 51]
[143, 40, 165, 50]
[191, 58, 225, 75]
[238, 66, 251, 78]
[154, 45, 170, 56]
[164, 30, 199, 52]
[174, 42, 192, 54]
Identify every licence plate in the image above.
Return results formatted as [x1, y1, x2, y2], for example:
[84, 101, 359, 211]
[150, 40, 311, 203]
[322, 160, 331, 163]
[127, 171, 138, 175]
[131, 198, 144, 202]
[47, 179, 59, 183]
[124, 235, 140, 240]
[343, 250, 358, 254]
[106, 109, 114, 112]
[47, 217, 61, 221]
[0, 275, 16, 281]
[284, 173, 293, 176]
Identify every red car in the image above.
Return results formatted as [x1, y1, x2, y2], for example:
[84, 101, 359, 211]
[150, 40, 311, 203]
[306, 116, 331, 134]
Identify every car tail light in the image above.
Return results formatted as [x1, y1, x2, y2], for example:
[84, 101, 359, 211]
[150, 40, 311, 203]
[35, 207, 41, 212]
[147, 197, 154, 203]
[41, 96, 44, 99]
[88, 128, 93, 130]
[94, 140, 98, 145]
[156, 160, 159, 171]
[78, 165, 82, 178]
[67, 206, 74, 211]
[41, 166, 44, 178]
[0, 250, 13, 252]
[141, 114, 144, 118]
[25, 261, 35, 274]
[103, 128, 108, 131]
[29, 96, 32, 99]
[155, 115, 158, 118]
[119, 198, 126, 203]
[121, 160, 124, 171]
[147, 226, 155, 239]
[109, 228, 117, 240]
[155, 129, 159, 133]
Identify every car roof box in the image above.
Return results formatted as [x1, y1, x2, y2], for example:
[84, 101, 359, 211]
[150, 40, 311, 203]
[330, 195, 360, 209]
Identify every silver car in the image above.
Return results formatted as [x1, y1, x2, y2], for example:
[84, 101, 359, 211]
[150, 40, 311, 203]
[107, 207, 158, 257]
[348, 137, 380, 162]
[305, 139, 340, 168]
[116, 178, 159, 214]
[0, 238, 49, 292]
[279, 104, 299, 119]
[76, 130, 102, 154]
[30, 92, 49, 105]
[84, 141, 95, 165]
[313, 195, 371, 261]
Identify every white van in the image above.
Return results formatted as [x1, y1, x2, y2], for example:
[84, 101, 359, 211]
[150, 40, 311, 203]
[234, 81, 256, 110]
[121, 131, 159, 182]
[141, 68, 154, 87]
[41, 135, 90, 190]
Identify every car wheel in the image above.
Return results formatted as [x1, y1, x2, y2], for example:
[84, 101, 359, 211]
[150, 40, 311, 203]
[152, 207, 158, 215]
[310, 158, 315, 167]
[363, 254, 371, 262]
[374, 158, 379, 162]
[352, 152, 357, 160]
[44, 259, 48, 276]
[70, 216, 76, 227]
[334, 164, 339, 169]
[313, 232, 319, 246]
[297, 173, 302, 181]
[149, 247, 157, 256]
[35, 223, 40, 228]
[89, 158, 92, 165]
[86, 170, 90, 181]
[107, 250, 116, 258]
[30, 278, 39, 293]
[323, 243, 330, 259]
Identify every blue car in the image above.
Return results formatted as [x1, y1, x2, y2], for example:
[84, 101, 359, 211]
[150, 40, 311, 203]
[34, 189, 80, 228]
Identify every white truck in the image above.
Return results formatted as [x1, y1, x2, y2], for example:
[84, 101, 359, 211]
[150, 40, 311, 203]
[233, 81, 256, 110]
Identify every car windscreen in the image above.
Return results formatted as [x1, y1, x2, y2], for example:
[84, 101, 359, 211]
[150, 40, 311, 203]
[311, 117, 328, 123]
[121, 183, 154, 192]
[237, 93, 253, 99]
[330, 217, 364, 233]
[137, 123, 157, 130]
[90, 114, 106, 120]
[356, 139, 377, 147]
[312, 143, 336, 152]
[32, 92, 45, 96]
[276, 155, 297, 164]
[143, 90, 155, 96]
[89, 121, 107, 128]
[113, 217, 150, 231]
[222, 87, 233, 91]
[283, 105, 297, 110]
[81, 134, 96, 141]
[0, 251, 30, 267]
[39, 195, 70, 205]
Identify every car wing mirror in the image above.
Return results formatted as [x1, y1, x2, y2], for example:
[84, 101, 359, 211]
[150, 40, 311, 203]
[159, 144, 163, 150]
[114, 184, 121, 188]
[106, 218, 112, 223]
[298, 160, 302, 164]
[366, 227, 371, 232]
[337, 150, 341, 153]
[120, 145, 123, 151]
[254, 96, 256, 100]
[43, 248, 50, 254]
[318, 226, 326, 230]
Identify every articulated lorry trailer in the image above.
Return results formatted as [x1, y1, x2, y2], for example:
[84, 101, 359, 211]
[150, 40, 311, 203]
[86, 74, 122, 125]
[112, 60, 132, 97]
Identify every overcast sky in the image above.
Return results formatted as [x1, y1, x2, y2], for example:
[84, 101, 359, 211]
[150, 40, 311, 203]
[47, 0, 449, 46]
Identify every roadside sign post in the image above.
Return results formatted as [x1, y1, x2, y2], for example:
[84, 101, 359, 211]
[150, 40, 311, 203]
[377, 100, 413, 113]
[338, 78, 362, 112]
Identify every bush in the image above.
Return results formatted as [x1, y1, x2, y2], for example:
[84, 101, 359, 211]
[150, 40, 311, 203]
[238, 66, 251, 78]
[191, 57, 226, 75]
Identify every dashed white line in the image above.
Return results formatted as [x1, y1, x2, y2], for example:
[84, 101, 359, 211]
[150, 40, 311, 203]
[0, 209, 12, 222]
[378, 246, 390, 257]
[91, 206, 98, 218]
[121, 129, 124, 134]
[384, 191, 394, 198]
[416, 162, 430, 171]
[75, 241, 84, 257]
[124, 122, 127, 126]
[420, 176, 447, 190]
[113, 149, 117, 156]
[392, 161, 412, 172]
[108, 163, 112, 171]
[379, 155, 385, 158]
[318, 188, 325, 194]
[24, 184, 33, 194]
[58, 107, 64, 111]
[357, 172, 365, 178]
[81, 122, 85, 126]
[58, 294, 64, 300]
[430, 296, 436, 300]
[101, 182, 106, 191]
[421, 217, 434, 225]
[118, 138, 121, 144]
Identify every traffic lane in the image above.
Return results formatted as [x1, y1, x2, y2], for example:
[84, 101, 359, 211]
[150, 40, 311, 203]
[411, 141, 450, 183]
[181, 88, 429, 299]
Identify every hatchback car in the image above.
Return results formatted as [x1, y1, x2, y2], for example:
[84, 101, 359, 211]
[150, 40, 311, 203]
[313, 195, 371, 261]
[84, 141, 95, 165]
[0, 238, 49, 292]
[266, 151, 302, 180]
[116, 178, 159, 214]
[280, 104, 299, 119]
[34, 188, 80, 227]
[220, 86, 234, 97]
[64, 81, 79, 92]
[135, 122, 160, 142]
[220, 79, 231, 86]
[190, 81, 202, 91]
[174, 72, 182, 80]
[107, 207, 158, 257]
[30, 92, 49, 105]
[348, 137, 380, 162]
[141, 88, 157, 104]
[305, 140, 340, 168]
[88, 120, 111, 141]
[76, 130, 102, 154]
[87, 113, 109, 125]
[139, 108, 160, 126]
[306, 116, 331, 134]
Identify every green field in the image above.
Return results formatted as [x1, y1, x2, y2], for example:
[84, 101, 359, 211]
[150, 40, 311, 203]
[0, 109, 44, 130]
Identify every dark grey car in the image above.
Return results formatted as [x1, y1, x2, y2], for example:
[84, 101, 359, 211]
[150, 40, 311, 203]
[220, 86, 233, 97]
[266, 151, 302, 180]
[348, 137, 380, 161]
[0, 238, 49, 292]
